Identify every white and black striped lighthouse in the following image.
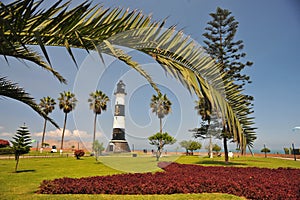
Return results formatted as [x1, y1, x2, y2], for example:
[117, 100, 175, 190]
[107, 80, 131, 152]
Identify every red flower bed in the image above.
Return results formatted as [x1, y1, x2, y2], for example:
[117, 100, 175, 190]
[38, 162, 300, 199]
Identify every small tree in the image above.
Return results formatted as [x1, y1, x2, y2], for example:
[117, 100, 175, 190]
[74, 149, 85, 159]
[93, 140, 105, 161]
[10, 125, 32, 172]
[180, 140, 202, 155]
[189, 141, 202, 155]
[261, 145, 271, 158]
[148, 132, 176, 161]
[179, 140, 190, 155]
[212, 144, 221, 155]
[283, 147, 289, 155]
[42, 143, 50, 148]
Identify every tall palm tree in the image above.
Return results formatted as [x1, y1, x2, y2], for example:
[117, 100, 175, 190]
[58, 91, 77, 153]
[150, 93, 172, 133]
[88, 90, 109, 152]
[195, 97, 211, 123]
[1, 0, 248, 149]
[195, 97, 213, 158]
[39, 96, 56, 150]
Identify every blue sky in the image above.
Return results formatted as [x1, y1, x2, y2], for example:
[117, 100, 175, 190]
[1, 0, 300, 153]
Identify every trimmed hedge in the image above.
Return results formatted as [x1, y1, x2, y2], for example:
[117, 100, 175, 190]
[38, 162, 300, 199]
[0, 147, 13, 155]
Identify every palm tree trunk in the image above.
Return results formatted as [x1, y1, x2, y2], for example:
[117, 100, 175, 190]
[41, 118, 47, 150]
[93, 113, 97, 153]
[248, 145, 254, 156]
[60, 112, 68, 153]
[156, 150, 161, 161]
[209, 135, 213, 158]
[159, 117, 162, 133]
[156, 146, 162, 161]
[207, 120, 213, 158]
[156, 139, 163, 161]
[223, 137, 229, 163]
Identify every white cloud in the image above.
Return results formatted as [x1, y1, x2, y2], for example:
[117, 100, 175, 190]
[73, 129, 91, 138]
[96, 131, 104, 137]
[0, 132, 12, 137]
[0, 126, 4, 130]
[33, 129, 96, 139]
[1, 129, 104, 143]
[292, 127, 300, 132]
[33, 129, 62, 138]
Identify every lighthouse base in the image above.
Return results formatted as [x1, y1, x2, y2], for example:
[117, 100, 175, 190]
[106, 140, 131, 153]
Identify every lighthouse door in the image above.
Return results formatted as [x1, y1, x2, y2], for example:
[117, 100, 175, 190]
[109, 143, 114, 151]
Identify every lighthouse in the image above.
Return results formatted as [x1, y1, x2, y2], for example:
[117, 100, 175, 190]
[106, 80, 131, 152]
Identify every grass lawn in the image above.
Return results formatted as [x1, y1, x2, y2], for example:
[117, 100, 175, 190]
[176, 155, 300, 168]
[0, 154, 299, 199]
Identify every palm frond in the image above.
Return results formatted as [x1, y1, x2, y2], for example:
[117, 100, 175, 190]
[0, 44, 66, 83]
[0, 0, 67, 83]
[0, 77, 59, 129]
[111, 26, 246, 144]
[0, 0, 255, 147]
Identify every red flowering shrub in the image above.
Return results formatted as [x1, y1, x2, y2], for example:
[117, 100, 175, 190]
[38, 162, 300, 200]
[74, 150, 85, 159]
[0, 139, 10, 148]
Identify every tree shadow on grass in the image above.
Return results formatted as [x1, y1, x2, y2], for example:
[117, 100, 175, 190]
[15, 169, 36, 173]
[196, 160, 247, 166]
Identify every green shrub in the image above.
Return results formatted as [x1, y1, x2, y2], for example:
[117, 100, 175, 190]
[283, 147, 289, 155]
[0, 147, 13, 155]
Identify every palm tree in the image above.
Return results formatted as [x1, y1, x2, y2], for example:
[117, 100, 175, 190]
[1, 0, 248, 149]
[39, 96, 56, 150]
[58, 91, 77, 153]
[195, 97, 211, 122]
[150, 93, 172, 133]
[195, 97, 213, 158]
[88, 90, 109, 152]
